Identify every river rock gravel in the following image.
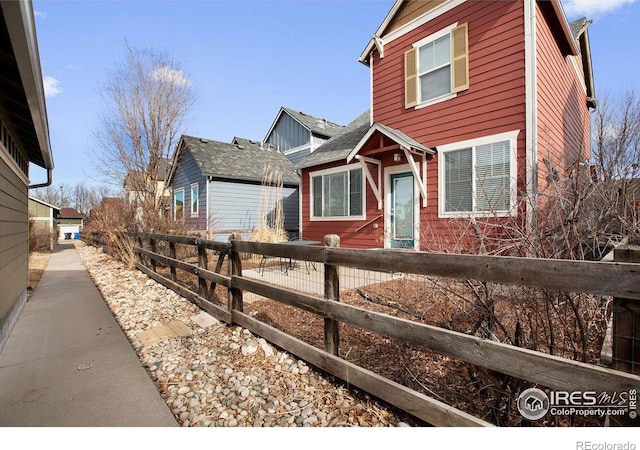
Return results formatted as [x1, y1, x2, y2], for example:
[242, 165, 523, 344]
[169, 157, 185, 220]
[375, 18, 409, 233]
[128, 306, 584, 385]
[75, 242, 413, 427]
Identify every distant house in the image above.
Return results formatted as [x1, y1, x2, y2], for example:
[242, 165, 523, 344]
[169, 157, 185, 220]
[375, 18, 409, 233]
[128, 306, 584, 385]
[28, 197, 60, 250]
[263, 107, 345, 166]
[297, 0, 595, 251]
[123, 158, 172, 219]
[1, 1, 54, 349]
[167, 135, 300, 241]
[58, 208, 85, 240]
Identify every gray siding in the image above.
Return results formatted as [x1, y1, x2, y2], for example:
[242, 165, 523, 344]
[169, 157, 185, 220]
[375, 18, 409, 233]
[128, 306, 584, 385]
[170, 149, 206, 229]
[0, 156, 28, 348]
[285, 148, 311, 166]
[266, 113, 311, 152]
[208, 180, 299, 240]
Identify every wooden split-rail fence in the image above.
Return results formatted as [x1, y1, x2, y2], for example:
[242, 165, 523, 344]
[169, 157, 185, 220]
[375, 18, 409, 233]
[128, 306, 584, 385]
[131, 231, 640, 427]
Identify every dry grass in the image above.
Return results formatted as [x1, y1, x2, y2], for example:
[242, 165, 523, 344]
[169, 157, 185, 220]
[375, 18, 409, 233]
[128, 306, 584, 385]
[28, 251, 51, 298]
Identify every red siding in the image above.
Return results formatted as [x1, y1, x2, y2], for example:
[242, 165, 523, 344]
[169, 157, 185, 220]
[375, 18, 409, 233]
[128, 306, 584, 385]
[301, 1, 590, 252]
[535, 2, 591, 200]
[373, 1, 526, 147]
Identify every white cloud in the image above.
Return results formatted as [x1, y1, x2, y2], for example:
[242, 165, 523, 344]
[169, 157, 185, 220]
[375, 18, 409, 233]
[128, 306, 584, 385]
[34, 10, 47, 19]
[43, 76, 62, 98]
[563, 0, 638, 17]
[151, 66, 191, 86]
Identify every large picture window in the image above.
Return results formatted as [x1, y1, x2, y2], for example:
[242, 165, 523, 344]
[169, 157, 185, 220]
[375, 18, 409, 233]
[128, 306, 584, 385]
[311, 166, 364, 219]
[439, 131, 518, 217]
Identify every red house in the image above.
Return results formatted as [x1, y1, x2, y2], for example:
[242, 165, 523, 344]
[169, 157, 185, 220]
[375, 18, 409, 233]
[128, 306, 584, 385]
[296, 0, 595, 252]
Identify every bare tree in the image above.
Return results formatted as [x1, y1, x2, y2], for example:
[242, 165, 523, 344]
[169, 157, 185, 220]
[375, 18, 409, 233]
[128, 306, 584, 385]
[93, 44, 195, 219]
[30, 183, 71, 208]
[592, 89, 640, 181]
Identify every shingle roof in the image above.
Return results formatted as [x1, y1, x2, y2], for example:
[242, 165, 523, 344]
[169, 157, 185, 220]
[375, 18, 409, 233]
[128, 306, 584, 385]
[295, 111, 370, 169]
[281, 107, 345, 138]
[181, 135, 299, 185]
[569, 17, 588, 40]
[59, 207, 85, 219]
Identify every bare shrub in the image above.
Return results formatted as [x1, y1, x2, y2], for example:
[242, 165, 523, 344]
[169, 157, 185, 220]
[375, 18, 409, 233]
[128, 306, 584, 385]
[28, 217, 53, 253]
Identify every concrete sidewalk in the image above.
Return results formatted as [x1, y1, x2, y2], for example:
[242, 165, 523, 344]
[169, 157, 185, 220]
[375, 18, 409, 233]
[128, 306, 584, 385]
[0, 242, 177, 426]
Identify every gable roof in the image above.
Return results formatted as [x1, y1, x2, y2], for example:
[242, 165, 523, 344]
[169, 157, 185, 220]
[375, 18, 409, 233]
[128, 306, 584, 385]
[59, 207, 84, 219]
[568, 16, 596, 108]
[295, 111, 371, 169]
[171, 135, 299, 186]
[29, 196, 59, 211]
[359, 0, 580, 65]
[263, 107, 345, 144]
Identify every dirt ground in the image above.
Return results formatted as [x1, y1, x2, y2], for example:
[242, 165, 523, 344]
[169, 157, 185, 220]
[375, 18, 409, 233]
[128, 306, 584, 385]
[28, 251, 51, 298]
[150, 250, 610, 427]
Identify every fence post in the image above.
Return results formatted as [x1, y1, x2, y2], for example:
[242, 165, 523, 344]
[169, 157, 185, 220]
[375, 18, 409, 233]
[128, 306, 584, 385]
[612, 246, 640, 375]
[135, 234, 144, 266]
[197, 240, 209, 297]
[228, 232, 243, 316]
[324, 234, 340, 356]
[611, 246, 640, 426]
[148, 236, 157, 273]
[169, 241, 177, 282]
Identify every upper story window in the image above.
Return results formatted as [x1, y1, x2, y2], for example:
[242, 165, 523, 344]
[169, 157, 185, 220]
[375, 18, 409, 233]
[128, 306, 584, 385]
[174, 188, 184, 220]
[405, 22, 469, 108]
[310, 164, 364, 220]
[418, 33, 451, 102]
[190, 183, 199, 217]
[438, 130, 519, 218]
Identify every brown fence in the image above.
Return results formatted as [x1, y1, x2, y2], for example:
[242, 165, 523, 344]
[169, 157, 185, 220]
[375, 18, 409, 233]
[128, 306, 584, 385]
[131, 231, 640, 427]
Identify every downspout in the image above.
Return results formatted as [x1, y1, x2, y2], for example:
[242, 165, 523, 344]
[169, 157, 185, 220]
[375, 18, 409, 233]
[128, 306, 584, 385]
[524, 0, 538, 237]
[298, 169, 303, 239]
[29, 168, 52, 189]
[206, 176, 211, 239]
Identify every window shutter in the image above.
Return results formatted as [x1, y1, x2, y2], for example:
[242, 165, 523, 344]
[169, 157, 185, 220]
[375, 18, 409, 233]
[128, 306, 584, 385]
[451, 23, 469, 93]
[404, 47, 418, 108]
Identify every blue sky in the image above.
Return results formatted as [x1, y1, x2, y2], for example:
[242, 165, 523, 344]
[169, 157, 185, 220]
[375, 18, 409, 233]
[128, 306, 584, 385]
[30, 0, 640, 189]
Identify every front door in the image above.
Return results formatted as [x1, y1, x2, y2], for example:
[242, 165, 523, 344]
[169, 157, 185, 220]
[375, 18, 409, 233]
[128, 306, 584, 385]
[390, 172, 414, 249]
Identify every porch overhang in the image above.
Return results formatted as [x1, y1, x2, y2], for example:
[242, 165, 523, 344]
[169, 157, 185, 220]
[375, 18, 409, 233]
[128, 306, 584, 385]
[346, 123, 435, 208]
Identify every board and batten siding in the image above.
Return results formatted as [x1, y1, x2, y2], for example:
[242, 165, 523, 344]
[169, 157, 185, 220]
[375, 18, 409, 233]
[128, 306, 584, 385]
[266, 113, 311, 152]
[208, 180, 299, 241]
[170, 149, 206, 228]
[0, 154, 28, 347]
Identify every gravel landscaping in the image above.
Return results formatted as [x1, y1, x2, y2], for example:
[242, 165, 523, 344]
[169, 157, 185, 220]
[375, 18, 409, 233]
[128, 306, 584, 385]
[74, 241, 418, 427]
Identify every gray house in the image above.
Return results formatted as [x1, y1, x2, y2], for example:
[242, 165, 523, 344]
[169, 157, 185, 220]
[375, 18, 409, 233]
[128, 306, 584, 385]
[1, 1, 54, 350]
[167, 135, 299, 241]
[263, 107, 345, 166]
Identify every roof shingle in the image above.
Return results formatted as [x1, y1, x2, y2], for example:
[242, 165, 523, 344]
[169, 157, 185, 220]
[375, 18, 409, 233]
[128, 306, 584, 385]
[181, 135, 299, 185]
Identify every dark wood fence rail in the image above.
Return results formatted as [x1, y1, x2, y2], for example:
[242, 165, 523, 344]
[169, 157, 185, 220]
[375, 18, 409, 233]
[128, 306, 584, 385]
[130, 232, 640, 427]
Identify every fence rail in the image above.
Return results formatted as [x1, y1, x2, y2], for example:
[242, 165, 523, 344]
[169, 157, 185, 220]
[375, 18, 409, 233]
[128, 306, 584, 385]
[129, 232, 640, 427]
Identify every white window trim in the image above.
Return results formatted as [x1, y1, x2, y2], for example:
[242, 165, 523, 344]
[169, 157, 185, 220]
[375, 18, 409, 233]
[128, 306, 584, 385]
[412, 22, 458, 108]
[437, 130, 520, 219]
[309, 163, 366, 221]
[384, 164, 421, 250]
[190, 183, 199, 217]
[174, 187, 185, 220]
